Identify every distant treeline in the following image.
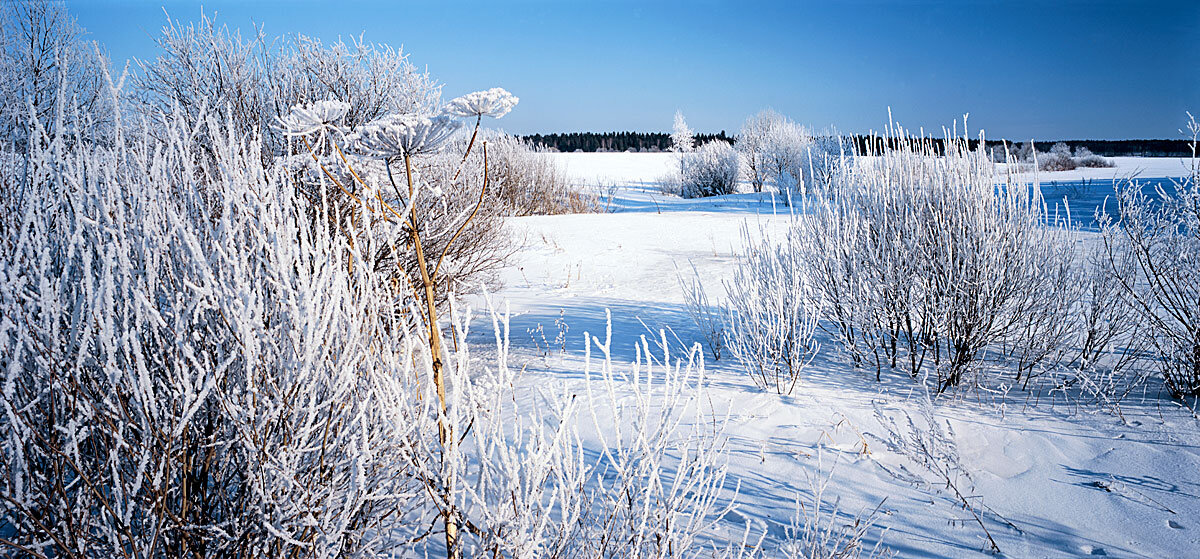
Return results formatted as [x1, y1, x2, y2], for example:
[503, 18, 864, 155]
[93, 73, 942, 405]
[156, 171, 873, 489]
[850, 137, 1194, 157]
[998, 139, 1192, 158]
[522, 131, 734, 152]
[523, 131, 1193, 157]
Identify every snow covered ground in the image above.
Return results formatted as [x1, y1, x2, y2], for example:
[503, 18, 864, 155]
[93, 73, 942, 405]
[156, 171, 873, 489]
[468, 154, 1200, 557]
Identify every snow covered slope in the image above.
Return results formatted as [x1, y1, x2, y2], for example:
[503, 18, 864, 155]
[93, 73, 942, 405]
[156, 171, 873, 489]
[472, 153, 1200, 558]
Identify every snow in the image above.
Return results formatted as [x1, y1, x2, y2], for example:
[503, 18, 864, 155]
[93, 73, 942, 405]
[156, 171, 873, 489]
[471, 153, 1200, 557]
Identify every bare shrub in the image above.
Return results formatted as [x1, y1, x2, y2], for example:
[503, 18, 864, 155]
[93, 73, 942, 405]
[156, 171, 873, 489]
[1002, 224, 1083, 385]
[679, 262, 726, 361]
[470, 131, 597, 215]
[1099, 115, 1200, 398]
[724, 220, 821, 394]
[1061, 245, 1152, 409]
[793, 122, 1080, 391]
[873, 392, 1011, 554]
[781, 467, 891, 559]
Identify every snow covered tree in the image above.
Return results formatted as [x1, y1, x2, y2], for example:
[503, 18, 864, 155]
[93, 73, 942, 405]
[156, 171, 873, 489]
[737, 109, 780, 192]
[671, 110, 695, 153]
[0, 1, 110, 148]
[737, 110, 850, 202]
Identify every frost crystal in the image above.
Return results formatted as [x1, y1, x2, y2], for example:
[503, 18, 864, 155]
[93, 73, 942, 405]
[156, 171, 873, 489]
[443, 87, 519, 119]
[345, 114, 463, 157]
[280, 99, 351, 136]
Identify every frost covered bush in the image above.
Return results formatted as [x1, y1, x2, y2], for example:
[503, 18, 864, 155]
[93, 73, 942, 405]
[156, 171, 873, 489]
[134, 11, 439, 160]
[453, 131, 596, 215]
[1074, 146, 1114, 168]
[724, 221, 821, 394]
[1038, 142, 1078, 171]
[1011, 142, 1112, 172]
[737, 109, 776, 192]
[792, 122, 1080, 390]
[0, 6, 752, 549]
[680, 140, 741, 198]
[0, 90, 745, 559]
[761, 115, 813, 199]
[679, 263, 726, 361]
[1099, 116, 1200, 398]
[0, 98, 438, 558]
[1065, 246, 1151, 407]
[283, 102, 512, 308]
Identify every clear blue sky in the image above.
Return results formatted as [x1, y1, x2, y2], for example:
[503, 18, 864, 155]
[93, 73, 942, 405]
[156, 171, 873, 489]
[70, 0, 1199, 140]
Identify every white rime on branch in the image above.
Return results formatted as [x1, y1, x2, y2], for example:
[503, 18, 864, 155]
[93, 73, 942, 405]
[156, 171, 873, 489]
[443, 87, 519, 119]
[724, 219, 822, 395]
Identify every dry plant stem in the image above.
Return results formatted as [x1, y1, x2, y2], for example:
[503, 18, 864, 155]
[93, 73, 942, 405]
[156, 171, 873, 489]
[335, 141, 408, 222]
[434, 141, 489, 282]
[450, 115, 482, 182]
[302, 135, 367, 208]
[401, 152, 459, 557]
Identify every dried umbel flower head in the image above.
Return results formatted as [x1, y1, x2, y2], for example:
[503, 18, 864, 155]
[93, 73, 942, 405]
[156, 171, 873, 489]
[444, 87, 519, 119]
[345, 114, 463, 157]
[280, 99, 351, 136]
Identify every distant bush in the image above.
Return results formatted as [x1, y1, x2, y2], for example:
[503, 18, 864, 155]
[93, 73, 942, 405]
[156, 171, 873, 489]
[1039, 142, 1078, 171]
[1014, 142, 1114, 171]
[1074, 146, 1115, 168]
[680, 140, 741, 198]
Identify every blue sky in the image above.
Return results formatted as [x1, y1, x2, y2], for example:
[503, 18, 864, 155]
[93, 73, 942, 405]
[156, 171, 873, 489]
[70, 0, 1199, 139]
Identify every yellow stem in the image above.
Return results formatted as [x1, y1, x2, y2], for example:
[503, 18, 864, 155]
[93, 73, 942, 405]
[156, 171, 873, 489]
[433, 141, 489, 283]
[402, 153, 459, 557]
[450, 115, 482, 183]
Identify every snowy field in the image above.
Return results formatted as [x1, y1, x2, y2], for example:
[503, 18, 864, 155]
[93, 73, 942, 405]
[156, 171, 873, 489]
[469, 153, 1200, 557]
[9, 4, 1197, 556]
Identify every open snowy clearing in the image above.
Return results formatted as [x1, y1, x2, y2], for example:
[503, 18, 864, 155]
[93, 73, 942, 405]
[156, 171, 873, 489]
[467, 153, 1200, 558]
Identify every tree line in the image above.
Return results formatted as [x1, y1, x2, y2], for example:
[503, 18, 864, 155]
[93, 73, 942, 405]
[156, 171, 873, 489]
[525, 131, 1193, 157]
[522, 130, 734, 152]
